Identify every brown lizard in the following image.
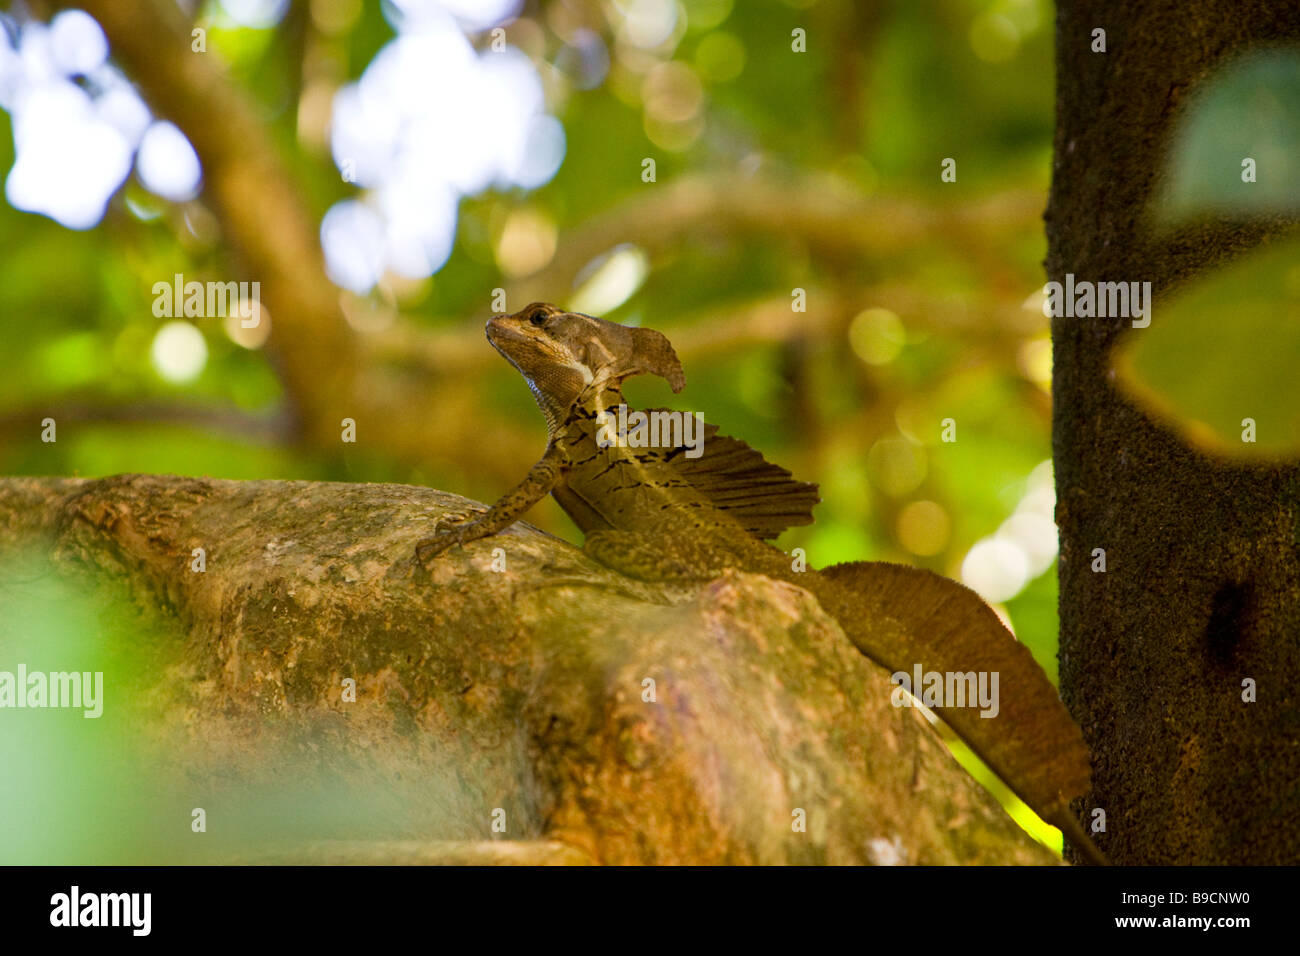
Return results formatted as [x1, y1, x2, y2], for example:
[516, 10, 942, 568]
[417, 302, 1105, 865]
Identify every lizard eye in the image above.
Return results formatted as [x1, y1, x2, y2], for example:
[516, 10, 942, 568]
[528, 308, 548, 327]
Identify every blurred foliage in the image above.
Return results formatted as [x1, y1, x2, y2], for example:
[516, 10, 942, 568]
[1118, 240, 1300, 458]
[0, 0, 1070, 853]
[1125, 52, 1300, 459]
[0, 549, 502, 862]
[0, 549, 176, 863]
[1158, 51, 1300, 221]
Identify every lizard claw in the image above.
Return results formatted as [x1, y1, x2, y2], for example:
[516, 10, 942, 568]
[414, 509, 486, 567]
[434, 509, 482, 532]
[415, 531, 461, 566]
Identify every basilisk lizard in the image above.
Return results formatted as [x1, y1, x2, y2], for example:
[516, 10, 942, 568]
[417, 302, 1105, 865]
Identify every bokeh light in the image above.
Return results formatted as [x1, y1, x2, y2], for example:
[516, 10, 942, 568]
[568, 244, 650, 316]
[494, 207, 557, 278]
[218, 0, 290, 29]
[1016, 335, 1052, 389]
[613, 0, 679, 50]
[694, 31, 745, 83]
[684, 0, 735, 33]
[0, 11, 202, 228]
[136, 121, 202, 201]
[897, 499, 951, 556]
[969, 11, 1019, 64]
[150, 321, 208, 384]
[867, 437, 927, 498]
[960, 460, 1058, 603]
[642, 62, 704, 123]
[961, 537, 1028, 604]
[324, 9, 564, 291]
[48, 9, 107, 75]
[321, 200, 388, 294]
[850, 307, 906, 365]
[556, 28, 611, 90]
[224, 300, 271, 350]
[389, 0, 523, 33]
[5, 79, 132, 230]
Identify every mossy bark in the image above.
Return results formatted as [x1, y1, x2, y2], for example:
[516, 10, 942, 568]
[0, 475, 1054, 864]
[1049, 2, 1300, 863]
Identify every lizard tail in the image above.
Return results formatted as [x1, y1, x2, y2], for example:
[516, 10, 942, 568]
[811, 560, 1105, 863]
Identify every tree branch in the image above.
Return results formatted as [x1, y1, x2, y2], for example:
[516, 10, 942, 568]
[0, 474, 1057, 864]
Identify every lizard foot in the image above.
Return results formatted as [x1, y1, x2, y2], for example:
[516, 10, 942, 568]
[415, 531, 462, 566]
[414, 509, 487, 566]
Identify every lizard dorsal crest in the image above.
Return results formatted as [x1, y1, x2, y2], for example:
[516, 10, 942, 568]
[660, 416, 820, 538]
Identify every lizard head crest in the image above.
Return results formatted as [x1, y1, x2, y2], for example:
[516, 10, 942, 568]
[486, 302, 685, 421]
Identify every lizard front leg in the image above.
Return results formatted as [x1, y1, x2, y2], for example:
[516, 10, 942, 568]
[416, 445, 565, 565]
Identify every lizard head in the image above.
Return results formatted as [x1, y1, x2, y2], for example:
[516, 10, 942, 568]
[486, 302, 685, 422]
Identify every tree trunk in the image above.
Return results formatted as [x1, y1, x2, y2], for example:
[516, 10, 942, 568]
[0, 475, 1053, 864]
[1049, 2, 1300, 863]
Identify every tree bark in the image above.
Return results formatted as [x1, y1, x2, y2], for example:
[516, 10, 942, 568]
[1049, 2, 1300, 863]
[0, 475, 1054, 864]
